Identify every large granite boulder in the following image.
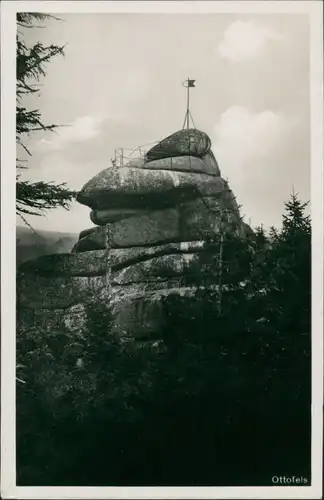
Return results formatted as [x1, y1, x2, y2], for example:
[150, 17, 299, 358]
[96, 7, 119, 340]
[18, 241, 206, 277]
[127, 152, 220, 177]
[110, 286, 200, 339]
[73, 192, 244, 253]
[18, 250, 108, 277]
[73, 208, 180, 251]
[18, 273, 108, 309]
[111, 253, 196, 286]
[17, 127, 251, 340]
[77, 167, 226, 211]
[145, 129, 211, 162]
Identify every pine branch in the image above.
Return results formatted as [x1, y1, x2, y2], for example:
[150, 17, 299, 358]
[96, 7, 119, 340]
[15, 14, 74, 218]
[20, 45, 65, 81]
[16, 180, 77, 217]
[17, 13, 64, 29]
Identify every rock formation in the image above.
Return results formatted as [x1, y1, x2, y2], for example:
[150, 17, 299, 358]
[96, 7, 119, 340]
[17, 128, 251, 339]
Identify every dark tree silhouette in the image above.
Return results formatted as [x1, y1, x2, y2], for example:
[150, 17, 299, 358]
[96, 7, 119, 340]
[16, 13, 76, 224]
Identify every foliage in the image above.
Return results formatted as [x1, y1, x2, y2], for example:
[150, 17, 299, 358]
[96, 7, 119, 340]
[16, 13, 76, 221]
[16, 193, 311, 486]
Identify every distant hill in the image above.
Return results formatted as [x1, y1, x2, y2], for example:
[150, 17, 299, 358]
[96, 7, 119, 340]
[16, 225, 78, 266]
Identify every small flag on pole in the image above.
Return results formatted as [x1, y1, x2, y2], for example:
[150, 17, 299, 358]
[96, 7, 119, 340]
[182, 78, 196, 129]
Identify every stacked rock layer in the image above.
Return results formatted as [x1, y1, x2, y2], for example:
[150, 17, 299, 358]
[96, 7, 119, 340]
[18, 129, 251, 339]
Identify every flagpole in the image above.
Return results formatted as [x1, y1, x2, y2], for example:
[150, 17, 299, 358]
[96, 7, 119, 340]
[186, 78, 190, 129]
[182, 78, 195, 130]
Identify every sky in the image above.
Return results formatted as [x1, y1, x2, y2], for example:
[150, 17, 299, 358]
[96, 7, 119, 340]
[18, 12, 310, 234]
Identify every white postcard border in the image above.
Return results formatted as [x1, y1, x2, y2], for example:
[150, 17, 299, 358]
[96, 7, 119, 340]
[1, 1, 323, 499]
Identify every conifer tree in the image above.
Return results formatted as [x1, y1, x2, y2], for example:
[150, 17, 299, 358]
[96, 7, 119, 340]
[16, 13, 76, 223]
[272, 193, 311, 333]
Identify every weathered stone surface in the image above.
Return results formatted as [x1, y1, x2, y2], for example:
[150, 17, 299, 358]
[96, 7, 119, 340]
[18, 274, 108, 309]
[77, 166, 226, 211]
[202, 150, 221, 176]
[18, 304, 88, 332]
[17, 281, 216, 339]
[112, 253, 196, 285]
[179, 197, 219, 239]
[179, 195, 243, 239]
[145, 129, 211, 162]
[73, 208, 180, 251]
[126, 153, 220, 177]
[110, 280, 184, 301]
[110, 286, 202, 339]
[79, 227, 97, 240]
[74, 187, 243, 253]
[18, 251, 109, 277]
[109, 240, 205, 270]
[77, 166, 180, 210]
[112, 296, 164, 339]
[18, 241, 206, 282]
[90, 208, 150, 226]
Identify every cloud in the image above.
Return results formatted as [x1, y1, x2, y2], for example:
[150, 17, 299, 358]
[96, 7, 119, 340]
[36, 115, 106, 151]
[213, 106, 289, 169]
[217, 21, 284, 63]
[212, 106, 299, 226]
[212, 105, 295, 192]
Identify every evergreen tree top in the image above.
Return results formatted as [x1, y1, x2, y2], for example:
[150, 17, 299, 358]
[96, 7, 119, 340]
[282, 192, 311, 237]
